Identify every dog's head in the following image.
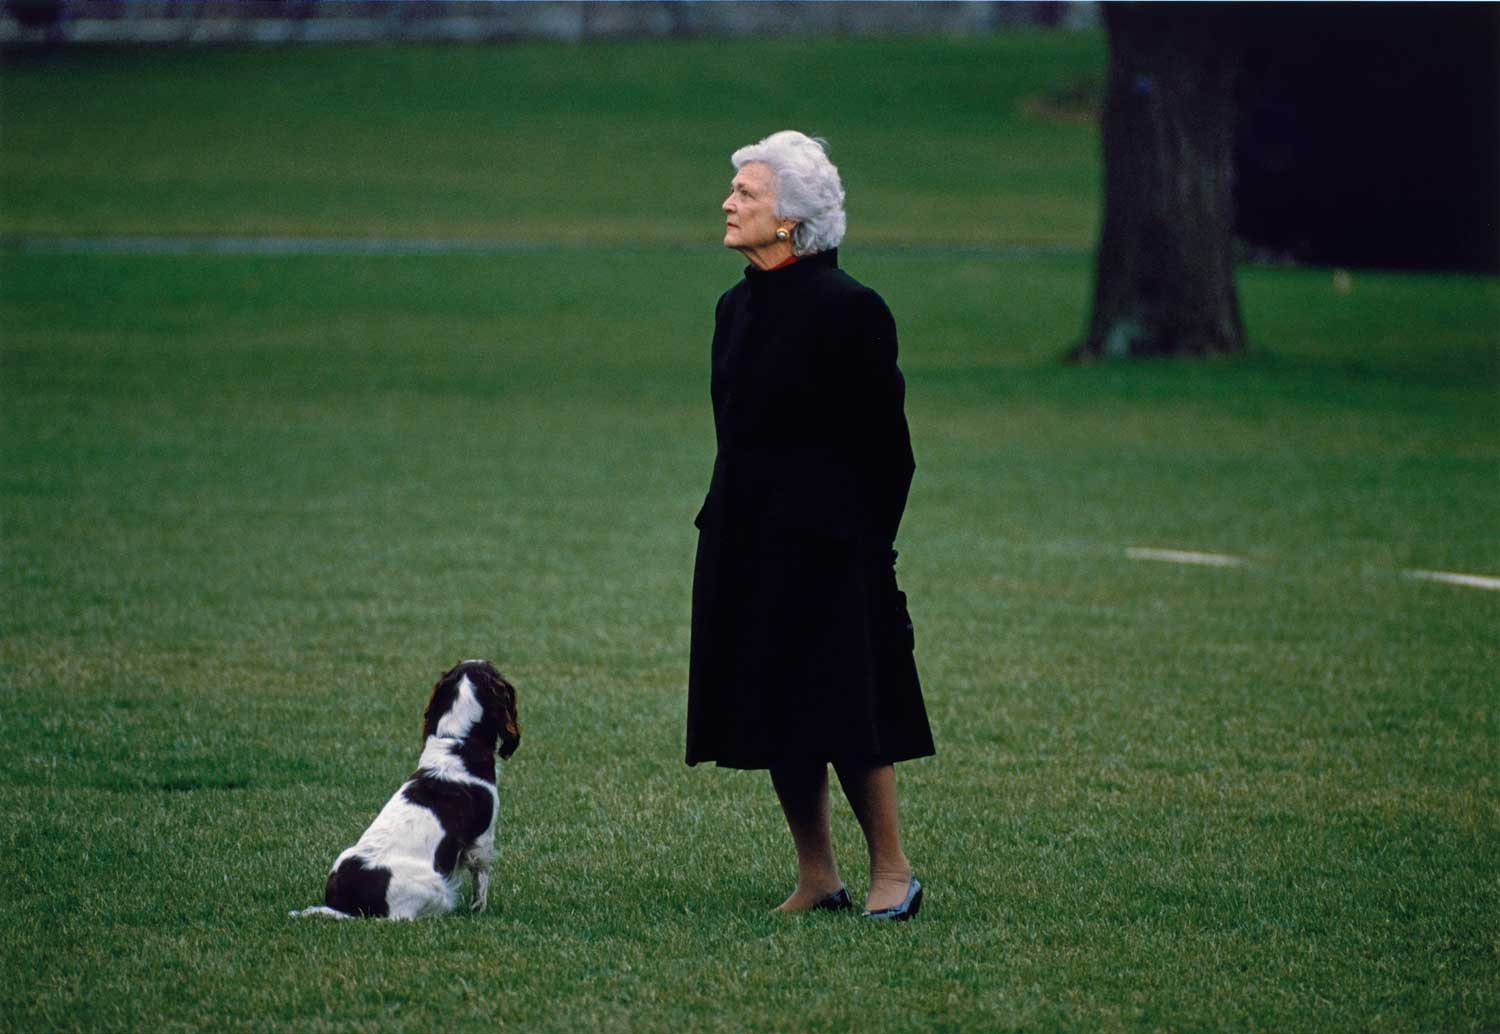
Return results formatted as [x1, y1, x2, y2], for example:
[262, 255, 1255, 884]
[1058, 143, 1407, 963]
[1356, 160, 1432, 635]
[422, 659, 521, 760]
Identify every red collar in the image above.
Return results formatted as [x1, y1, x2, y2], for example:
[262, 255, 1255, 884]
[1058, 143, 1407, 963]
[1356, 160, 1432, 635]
[768, 253, 799, 270]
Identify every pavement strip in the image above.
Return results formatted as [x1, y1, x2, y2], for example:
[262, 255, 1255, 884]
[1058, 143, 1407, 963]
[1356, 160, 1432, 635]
[2, 235, 1087, 259]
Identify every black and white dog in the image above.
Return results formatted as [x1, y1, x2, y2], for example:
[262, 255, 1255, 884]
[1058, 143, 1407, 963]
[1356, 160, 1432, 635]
[293, 660, 521, 920]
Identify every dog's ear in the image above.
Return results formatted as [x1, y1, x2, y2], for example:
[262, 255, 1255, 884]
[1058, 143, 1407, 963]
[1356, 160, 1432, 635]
[495, 677, 521, 760]
[473, 664, 521, 760]
[499, 717, 520, 760]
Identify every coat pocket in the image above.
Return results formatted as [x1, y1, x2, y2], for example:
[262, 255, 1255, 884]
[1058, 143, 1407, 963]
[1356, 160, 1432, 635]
[875, 553, 915, 653]
[891, 587, 916, 652]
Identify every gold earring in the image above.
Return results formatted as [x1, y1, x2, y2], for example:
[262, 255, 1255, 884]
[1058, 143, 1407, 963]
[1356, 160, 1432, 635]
[776, 229, 789, 241]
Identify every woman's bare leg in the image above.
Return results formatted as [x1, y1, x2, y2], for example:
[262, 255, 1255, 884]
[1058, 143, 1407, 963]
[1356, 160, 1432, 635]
[833, 762, 913, 912]
[769, 762, 844, 911]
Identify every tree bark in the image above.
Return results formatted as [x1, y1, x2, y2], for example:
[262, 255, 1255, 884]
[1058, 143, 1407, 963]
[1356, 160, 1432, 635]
[1070, 4, 1247, 361]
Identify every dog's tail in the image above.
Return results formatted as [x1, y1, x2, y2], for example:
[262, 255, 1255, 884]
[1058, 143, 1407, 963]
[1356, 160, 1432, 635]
[290, 905, 355, 919]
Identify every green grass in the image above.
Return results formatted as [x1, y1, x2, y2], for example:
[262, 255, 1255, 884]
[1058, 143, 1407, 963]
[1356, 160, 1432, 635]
[0, 34, 1104, 245]
[3, 35, 1499, 1034]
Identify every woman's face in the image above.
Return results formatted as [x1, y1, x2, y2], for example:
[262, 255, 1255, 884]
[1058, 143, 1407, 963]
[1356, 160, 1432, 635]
[722, 162, 784, 251]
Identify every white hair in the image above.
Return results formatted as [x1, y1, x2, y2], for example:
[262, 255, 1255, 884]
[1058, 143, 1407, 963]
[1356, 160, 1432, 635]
[731, 130, 847, 256]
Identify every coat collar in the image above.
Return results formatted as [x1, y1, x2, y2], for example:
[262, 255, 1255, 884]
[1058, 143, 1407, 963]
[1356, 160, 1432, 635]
[743, 247, 839, 284]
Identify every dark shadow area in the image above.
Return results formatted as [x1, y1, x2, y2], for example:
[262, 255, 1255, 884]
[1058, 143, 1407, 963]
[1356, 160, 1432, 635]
[1237, 4, 1500, 273]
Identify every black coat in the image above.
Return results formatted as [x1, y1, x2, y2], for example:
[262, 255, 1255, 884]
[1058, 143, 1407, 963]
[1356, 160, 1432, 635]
[686, 249, 935, 770]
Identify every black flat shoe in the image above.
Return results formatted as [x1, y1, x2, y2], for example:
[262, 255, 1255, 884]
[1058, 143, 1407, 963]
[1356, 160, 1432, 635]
[862, 877, 922, 921]
[813, 886, 854, 912]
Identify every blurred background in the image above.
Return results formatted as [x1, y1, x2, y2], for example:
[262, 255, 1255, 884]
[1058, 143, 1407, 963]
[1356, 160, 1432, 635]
[5, 1, 1493, 273]
[1, 0, 1101, 43]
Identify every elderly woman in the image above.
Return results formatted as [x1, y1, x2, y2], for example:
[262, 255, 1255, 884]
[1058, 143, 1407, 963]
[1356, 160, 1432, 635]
[686, 131, 935, 920]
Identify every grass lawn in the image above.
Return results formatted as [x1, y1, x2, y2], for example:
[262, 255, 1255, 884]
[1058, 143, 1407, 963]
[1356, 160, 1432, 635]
[2, 35, 1498, 1034]
[0, 34, 1104, 247]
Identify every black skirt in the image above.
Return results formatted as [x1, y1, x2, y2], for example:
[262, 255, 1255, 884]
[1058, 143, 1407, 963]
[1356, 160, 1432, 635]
[686, 534, 935, 771]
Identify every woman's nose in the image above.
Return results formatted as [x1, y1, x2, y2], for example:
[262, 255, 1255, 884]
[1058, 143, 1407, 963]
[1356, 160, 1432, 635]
[722, 195, 735, 213]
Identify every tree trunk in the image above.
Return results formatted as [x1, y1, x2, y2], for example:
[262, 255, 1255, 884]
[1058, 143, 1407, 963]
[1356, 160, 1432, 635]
[1070, 4, 1246, 361]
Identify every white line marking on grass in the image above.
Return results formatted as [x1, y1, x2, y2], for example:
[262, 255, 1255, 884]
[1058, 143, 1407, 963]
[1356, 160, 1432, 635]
[1125, 547, 1246, 568]
[1405, 569, 1500, 591]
